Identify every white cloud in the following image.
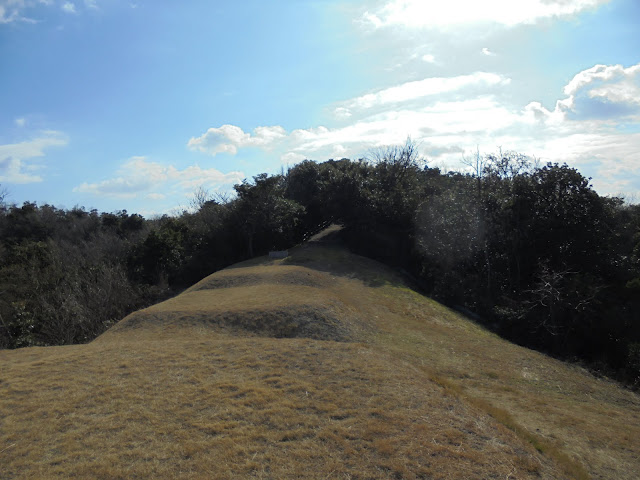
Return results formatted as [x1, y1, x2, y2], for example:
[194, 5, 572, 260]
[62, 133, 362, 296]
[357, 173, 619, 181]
[422, 54, 436, 63]
[518, 63, 640, 123]
[563, 64, 637, 97]
[74, 157, 245, 198]
[560, 64, 640, 120]
[361, 10, 383, 28]
[523, 131, 640, 199]
[62, 2, 76, 14]
[187, 124, 287, 156]
[185, 63, 639, 199]
[522, 101, 564, 125]
[277, 97, 522, 162]
[541, 132, 640, 173]
[187, 72, 514, 165]
[74, 177, 147, 198]
[15, 117, 26, 127]
[177, 164, 245, 190]
[0, 0, 96, 23]
[0, 132, 67, 184]
[362, 0, 610, 29]
[482, 47, 496, 56]
[281, 152, 306, 164]
[333, 107, 353, 119]
[0, 0, 34, 23]
[343, 72, 510, 110]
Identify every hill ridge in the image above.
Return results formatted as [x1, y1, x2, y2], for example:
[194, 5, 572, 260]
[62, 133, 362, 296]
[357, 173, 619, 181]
[1, 228, 639, 479]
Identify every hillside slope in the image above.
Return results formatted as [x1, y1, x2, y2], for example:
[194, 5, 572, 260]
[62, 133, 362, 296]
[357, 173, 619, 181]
[1, 226, 639, 479]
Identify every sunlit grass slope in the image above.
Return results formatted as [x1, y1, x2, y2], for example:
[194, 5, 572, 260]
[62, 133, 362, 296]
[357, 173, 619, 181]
[2, 226, 639, 479]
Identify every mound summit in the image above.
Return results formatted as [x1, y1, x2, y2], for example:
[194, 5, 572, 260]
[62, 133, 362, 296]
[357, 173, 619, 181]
[1, 226, 639, 479]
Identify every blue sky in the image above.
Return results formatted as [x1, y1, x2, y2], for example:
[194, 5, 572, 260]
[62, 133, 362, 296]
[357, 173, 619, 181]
[1, 0, 639, 215]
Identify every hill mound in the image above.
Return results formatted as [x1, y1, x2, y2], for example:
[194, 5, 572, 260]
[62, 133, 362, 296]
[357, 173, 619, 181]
[99, 265, 354, 342]
[2, 226, 639, 479]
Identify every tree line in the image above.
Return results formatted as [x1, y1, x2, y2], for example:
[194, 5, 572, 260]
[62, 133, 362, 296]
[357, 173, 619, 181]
[1, 143, 638, 386]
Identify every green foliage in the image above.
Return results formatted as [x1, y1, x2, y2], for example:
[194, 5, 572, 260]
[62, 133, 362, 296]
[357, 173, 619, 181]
[233, 173, 305, 256]
[129, 217, 188, 285]
[626, 278, 640, 291]
[0, 204, 149, 348]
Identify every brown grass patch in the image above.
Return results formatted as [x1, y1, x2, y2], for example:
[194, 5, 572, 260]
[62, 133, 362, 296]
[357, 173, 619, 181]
[366, 284, 640, 480]
[184, 265, 334, 292]
[100, 282, 359, 342]
[0, 338, 556, 479]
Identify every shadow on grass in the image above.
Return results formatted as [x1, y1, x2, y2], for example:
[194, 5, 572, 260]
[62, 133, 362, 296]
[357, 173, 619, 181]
[214, 224, 409, 290]
[283, 231, 408, 289]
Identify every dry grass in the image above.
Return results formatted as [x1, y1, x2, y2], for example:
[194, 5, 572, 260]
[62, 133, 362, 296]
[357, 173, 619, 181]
[2, 231, 639, 479]
[100, 282, 356, 343]
[1, 337, 556, 479]
[356, 281, 640, 480]
[183, 265, 335, 292]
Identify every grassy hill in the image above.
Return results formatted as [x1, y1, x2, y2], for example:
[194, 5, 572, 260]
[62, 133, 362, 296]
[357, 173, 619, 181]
[1, 226, 639, 479]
